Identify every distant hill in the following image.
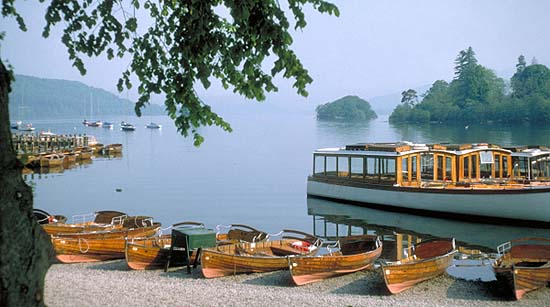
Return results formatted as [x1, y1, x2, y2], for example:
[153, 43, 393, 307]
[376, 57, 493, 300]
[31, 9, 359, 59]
[369, 84, 431, 116]
[316, 95, 377, 121]
[8, 75, 164, 120]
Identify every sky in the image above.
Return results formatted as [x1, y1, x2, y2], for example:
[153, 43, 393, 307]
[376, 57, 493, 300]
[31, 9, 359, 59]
[1, 0, 550, 108]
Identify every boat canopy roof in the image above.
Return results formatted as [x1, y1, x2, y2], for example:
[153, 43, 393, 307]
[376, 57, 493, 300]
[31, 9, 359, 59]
[314, 142, 550, 158]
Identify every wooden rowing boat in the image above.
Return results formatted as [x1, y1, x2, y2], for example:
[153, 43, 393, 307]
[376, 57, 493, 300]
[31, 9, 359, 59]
[51, 219, 161, 263]
[125, 223, 269, 270]
[39, 153, 65, 168]
[103, 143, 123, 154]
[41, 210, 127, 235]
[381, 238, 456, 294]
[288, 235, 382, 285]
[493, 237, 550, 300]
[201, 230, 321, 278]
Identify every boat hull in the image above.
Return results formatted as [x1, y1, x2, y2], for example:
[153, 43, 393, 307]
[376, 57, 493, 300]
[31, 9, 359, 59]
[201, 240, 314, 278]
[493, 241, 550, 300]
[307, 178, 550, 223]
[52, 226, 160, 263]
[125, 236, 189, 270]
[381, 239, 456, 294]
[289, 240, 381, 286]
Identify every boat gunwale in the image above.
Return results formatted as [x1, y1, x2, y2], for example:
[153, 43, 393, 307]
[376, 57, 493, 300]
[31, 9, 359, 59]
[308, 176, 550, 195]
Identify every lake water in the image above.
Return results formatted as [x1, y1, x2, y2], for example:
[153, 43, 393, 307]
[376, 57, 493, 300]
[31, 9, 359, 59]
[21, 104, 550, 280]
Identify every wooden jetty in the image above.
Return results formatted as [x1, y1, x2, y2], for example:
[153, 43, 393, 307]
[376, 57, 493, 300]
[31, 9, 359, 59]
[12, 133, 90, 155]
[11, 133, 122, 171]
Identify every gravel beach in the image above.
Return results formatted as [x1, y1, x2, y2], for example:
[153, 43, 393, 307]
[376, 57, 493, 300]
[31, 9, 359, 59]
[45, 260, 550, 307]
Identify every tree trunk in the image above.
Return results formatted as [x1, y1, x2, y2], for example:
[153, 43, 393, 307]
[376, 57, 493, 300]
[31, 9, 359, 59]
[0, 60, 54, 306]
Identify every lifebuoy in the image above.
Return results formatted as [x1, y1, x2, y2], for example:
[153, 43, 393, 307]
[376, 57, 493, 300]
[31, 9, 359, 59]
[291, 241, 311, 252]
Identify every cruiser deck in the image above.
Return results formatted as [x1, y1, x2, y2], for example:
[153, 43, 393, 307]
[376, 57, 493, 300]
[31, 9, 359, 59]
[307, 142, 550, 224]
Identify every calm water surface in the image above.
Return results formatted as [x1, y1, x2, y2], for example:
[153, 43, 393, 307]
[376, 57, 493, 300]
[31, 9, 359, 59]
[22, 105, 550, 279]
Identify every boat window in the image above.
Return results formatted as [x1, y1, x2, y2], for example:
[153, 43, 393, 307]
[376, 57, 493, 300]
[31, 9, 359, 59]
[365, 157, 376, 176]
[411, 155, 418, 181]
[402, 157, 409, 182]
[326, 156, 337, 176]
[480, 163, 492, 179]
[531, 154, 550, 179]
[445, 157, 452, 181]
[494, 155, 501, 178]
[512, 157, 528, 179]
[350, 157, 363, 178]
[463, 156, 470, 179]
[480, 151, 494, 164]
[338, 156, 349, 177]
[380, 157, 396, 184]
[421, 153, 434, 181]
[314, 155, 325, 175]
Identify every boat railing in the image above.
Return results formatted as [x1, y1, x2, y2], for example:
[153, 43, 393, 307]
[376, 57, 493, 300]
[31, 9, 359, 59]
[111, 215, 128, 226]
[497, 241, 511, 256]
[72, 213, 95, 224]
[323, 240, 341, 255]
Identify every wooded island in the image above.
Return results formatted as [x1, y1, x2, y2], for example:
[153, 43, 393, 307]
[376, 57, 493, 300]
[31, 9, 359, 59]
[390, 47, 550, 124]
[316, 95, 377, 121]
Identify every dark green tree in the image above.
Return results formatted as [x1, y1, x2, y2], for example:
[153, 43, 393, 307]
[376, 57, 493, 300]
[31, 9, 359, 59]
[516, 55, 527, 73]
[316, 95, 377, 121]
[511, 64, 550, 98]
[0, 1, 339, 305]
[400, 89, 418, 107]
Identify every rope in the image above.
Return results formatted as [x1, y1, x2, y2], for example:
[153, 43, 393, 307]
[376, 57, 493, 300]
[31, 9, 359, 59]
[78, 238, 90, 253]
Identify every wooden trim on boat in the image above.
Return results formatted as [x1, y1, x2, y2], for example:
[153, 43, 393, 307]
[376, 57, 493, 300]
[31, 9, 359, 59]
[381, 238, 457, 294]
[288, 235, 382, 286]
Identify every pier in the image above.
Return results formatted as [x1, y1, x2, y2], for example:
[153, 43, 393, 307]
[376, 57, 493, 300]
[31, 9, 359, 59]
[12, 133, 90, 154]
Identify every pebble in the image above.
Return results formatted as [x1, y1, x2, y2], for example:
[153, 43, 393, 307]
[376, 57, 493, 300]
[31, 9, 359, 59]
[45, 260, 550, 307]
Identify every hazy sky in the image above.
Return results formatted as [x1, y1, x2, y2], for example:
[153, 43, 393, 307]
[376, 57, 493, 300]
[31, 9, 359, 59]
[1, 0, 549, 106]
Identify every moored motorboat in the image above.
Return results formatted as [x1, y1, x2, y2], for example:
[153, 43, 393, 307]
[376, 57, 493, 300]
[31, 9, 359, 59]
[121, 123, 136, 131]
[288, 234, 382, 286]
[146, 122, 162, 129]
[380, 238, 456, 294]
[493, 237, 550, 300]
[103, 122, 114, 129]
[307, 142, 550, 225]
[18, 123, 35, 131]
[86, 120, 103, 127]
[11, 120, 22, 129]
[201, 230, 321, 278]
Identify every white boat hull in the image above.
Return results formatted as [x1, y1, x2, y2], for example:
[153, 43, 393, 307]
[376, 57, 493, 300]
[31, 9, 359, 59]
[307, 178, 550, 223]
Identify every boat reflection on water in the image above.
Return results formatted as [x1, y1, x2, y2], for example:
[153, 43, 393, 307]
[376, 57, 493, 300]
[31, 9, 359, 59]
[306, 197, 550, 281]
